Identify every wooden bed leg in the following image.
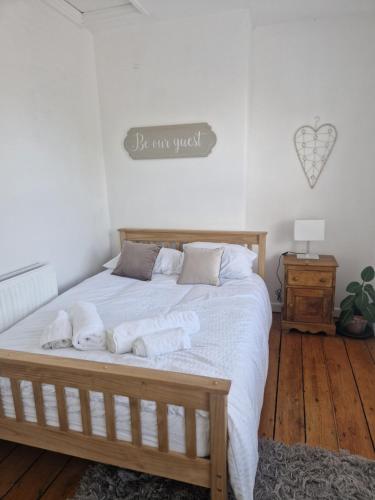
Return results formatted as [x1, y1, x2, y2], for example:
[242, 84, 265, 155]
[210, 394, 228, 500]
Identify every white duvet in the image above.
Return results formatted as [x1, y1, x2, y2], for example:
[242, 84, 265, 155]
[0, 270, 272, 500]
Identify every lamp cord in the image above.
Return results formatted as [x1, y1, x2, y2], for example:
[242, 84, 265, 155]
[275, 251, 298, 302]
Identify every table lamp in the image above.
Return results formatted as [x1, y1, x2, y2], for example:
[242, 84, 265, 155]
[294, 219, 325, 259]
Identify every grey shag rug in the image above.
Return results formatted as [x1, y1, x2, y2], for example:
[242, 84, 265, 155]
[73, 439, 375, 499]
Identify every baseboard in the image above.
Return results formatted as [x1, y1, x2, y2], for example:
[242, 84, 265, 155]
[271, 302, 340, 318]
[271, 302, 282, 313]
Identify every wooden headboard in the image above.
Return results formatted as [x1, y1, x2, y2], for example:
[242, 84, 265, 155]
[118, 228, 267, 278]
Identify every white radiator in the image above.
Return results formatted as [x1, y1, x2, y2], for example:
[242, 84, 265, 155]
[0, 264, 58, 333]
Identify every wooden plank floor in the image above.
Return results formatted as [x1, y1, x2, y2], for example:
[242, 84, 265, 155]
[259, 313, 375, 460]
[0, 313, 374, 499]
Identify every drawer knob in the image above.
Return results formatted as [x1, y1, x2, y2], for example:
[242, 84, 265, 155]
[320, 278, 327, 283]
[293, 276, 298, 281]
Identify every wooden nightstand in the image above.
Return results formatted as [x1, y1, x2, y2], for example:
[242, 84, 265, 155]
[281, 254, 338, 336]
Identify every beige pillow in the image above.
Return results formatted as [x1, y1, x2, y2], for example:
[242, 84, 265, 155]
[177, 247, 224, 286]
[112, 241, 161, 281]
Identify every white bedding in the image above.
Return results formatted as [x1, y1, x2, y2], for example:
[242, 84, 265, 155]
[0, 270, 271, 500]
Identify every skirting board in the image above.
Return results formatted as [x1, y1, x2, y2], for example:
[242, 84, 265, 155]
[271, 302, 282, 313]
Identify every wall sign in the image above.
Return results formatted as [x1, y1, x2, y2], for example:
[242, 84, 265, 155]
[124, 122, 217, 160]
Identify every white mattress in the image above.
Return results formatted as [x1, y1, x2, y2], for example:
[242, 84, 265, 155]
[0, 270, 272, 500]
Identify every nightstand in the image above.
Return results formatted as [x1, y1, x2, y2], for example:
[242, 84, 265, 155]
[281, 254, 338, 336]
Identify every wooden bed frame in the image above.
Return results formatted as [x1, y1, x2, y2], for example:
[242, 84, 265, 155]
[0, 228, 267, 499]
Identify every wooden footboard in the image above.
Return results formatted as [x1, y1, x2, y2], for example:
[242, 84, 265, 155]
[0, 349, 231, 499]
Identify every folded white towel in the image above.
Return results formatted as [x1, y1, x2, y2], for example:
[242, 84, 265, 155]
[106, 310, 200, 354]
[71, 302, 106, 351]
[133, 328, 191, 357]
[40, 310, 73, 349]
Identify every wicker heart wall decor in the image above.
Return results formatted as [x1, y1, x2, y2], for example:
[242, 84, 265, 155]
[294, 118, 337, 188]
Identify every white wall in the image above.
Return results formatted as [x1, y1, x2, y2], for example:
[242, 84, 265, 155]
[94, 12, 375, 307]
[0, 0, 110, 290]
[6, 4, 371, 305]
[93, 11, 252, 251]
[248, 16, 375, 306]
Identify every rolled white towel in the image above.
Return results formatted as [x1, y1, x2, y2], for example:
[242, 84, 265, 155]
[133, 328, 191, 357]
[106, 310, 200, 354]
[40, 310, 73, 349]
[71, 302, 106, 351]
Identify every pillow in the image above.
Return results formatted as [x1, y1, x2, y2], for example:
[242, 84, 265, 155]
[103, 254, 120, 270]
[153, 247, 183, 275]
[177, 247, 223, 286]
[112, 241, 161, 281]
[183, 242, 257, 279]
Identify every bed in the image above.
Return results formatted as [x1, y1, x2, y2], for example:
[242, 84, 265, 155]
[0, 228, 271, 500]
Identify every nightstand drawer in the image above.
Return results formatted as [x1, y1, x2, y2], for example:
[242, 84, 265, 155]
[288, 269, 333, 287]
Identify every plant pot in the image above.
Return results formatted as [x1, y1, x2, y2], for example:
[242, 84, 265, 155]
[336, 321, 374, 339]
[345, 315, 368, 335]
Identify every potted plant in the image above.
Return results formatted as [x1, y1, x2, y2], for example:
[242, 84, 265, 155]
[339, 266, 375, 336]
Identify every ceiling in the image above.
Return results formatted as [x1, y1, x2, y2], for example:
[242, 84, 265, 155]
[65, 0, 131, 14]
[45, 0, 375, 30]
[123, 0, 375, 25]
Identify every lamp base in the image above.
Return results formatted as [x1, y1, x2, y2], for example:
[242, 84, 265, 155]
[296, 253, 320, 260]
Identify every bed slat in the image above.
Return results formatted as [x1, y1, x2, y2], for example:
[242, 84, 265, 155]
[0, 347, 231, 498]
[0, 352, 229, 410]
[10, 378, 24, 422]
[185, 408, 197, 458]
[156, 402, 168, 452]
[104, 393, 116, 440]
[32, 381, 45, 426]
[129, 397, 142, 446]
[79, 389, 92, 435]
[55, 386, 68, 431]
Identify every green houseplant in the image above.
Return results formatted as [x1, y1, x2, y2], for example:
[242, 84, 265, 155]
[339, 266, 375, 335]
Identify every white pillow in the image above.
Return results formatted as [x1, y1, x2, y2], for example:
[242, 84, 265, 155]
[153, 247, 183, 275]
[103, 254, 120, 269]
[183, 242, 257, 279]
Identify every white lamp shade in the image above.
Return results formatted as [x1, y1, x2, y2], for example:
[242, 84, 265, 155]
[294, 219, 325, 241]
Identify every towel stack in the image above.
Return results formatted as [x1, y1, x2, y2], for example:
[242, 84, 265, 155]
[71, 302, 106, 350]
[40, 302, 106, 351]
[40, 310, 73, 349]
[132, 328, 191, 357]
[41, 305, 199, 358]
[106, 310, 199, 355]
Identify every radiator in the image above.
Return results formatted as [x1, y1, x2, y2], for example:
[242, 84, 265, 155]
[0, 264, 58, 333]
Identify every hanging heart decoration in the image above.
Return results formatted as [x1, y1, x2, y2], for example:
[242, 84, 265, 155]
[294, 121, 337, 188]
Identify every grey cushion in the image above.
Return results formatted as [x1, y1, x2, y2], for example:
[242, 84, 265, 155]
[112, 241, 161, 281]
[177, 247, 223, 286]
